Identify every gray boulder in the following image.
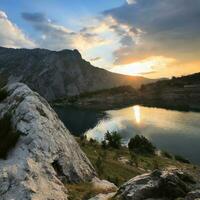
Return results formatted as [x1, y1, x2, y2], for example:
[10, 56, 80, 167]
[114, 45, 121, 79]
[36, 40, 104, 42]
[117, 169, 196, 200]
[0, 83, 96, 200]
[185, 190, 200, 200]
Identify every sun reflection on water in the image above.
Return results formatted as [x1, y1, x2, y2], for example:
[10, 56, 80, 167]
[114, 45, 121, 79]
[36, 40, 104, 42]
[133, 105, 141, 123]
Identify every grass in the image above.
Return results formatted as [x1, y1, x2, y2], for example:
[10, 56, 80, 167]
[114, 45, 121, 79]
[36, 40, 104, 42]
[80, 141, 140, 186]
[66, 138, 200, 200]
[67, 182, 95, 200]
[174, 155, 190, 164]
[67, 181, 116, 200]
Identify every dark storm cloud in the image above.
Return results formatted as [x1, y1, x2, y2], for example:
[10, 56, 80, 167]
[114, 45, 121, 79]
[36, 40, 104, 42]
[22, 12, 47, 23]
[103, 0, 200, 64]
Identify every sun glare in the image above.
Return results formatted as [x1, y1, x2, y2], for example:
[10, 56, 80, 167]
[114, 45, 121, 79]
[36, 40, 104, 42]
[133, 105, 141, 124]
[111, 56, 176, 76]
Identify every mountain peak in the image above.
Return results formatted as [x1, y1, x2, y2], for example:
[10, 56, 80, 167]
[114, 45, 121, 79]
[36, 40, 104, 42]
[0, 47, 154, 101]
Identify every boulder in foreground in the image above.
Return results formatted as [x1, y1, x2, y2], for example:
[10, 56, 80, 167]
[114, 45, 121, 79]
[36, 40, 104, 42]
[0, 83, 96, 200]
[116, 169, 198, 200]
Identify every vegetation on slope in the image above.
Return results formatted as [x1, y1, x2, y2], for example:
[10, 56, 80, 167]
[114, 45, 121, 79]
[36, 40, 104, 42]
[54, 85, 139, 110]
[67, 133, 199, 200]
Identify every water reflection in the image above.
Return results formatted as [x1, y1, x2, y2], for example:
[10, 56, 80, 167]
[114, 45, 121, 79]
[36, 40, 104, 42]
[84, 106, 200, 164]
[53, 105, 106, 136]
[54, 105, 200, 164]
[133, 105, 141, 124]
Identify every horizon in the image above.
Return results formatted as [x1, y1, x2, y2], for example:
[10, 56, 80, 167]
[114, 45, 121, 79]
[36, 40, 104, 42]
[0, 0, 200, 78]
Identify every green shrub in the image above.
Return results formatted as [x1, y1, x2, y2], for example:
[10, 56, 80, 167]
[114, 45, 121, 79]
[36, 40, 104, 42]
[80, 134, 87, 141]
[105, 131, 122, 149]
[101, 140, 107, 149]
[152, 158, 160, 170]
[174, 155, 190, 164]
[161, 150, 173, 159]
[68, 96, 78, 103]
[0, 89, 8, 102]
[129, 151, 139, 167]
[0, 114, 20, 159]
[128, 135, 156, 155]
[95, 156, 104, 175]
[80, 135, 87, 146]
[89, 138, 98, 146]
[107, 176, 120, 186]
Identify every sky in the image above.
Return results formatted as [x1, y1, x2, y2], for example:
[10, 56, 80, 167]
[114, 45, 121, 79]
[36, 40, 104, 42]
[0, 0, 200, 78]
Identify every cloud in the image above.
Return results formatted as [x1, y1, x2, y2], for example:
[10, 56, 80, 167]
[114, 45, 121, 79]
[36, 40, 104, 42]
[126, 0, 136, 5]
[90, 56, 102, 62]
[103, 0, 200, 65]
[111, 56, 176, 76]
[22, 12, 108, 51]
[0, 10, 35, 48]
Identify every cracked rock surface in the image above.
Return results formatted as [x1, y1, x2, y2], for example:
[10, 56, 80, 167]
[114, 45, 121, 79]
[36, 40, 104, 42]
[116, 169, 198, 200]
[0, 83, 96, 200]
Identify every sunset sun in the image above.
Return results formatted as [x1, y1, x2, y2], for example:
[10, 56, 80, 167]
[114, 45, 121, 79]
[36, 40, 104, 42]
[111, 56, 176, 77]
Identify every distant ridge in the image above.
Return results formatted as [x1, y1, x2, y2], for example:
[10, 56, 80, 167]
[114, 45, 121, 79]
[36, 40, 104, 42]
[0, 46, 154, 101]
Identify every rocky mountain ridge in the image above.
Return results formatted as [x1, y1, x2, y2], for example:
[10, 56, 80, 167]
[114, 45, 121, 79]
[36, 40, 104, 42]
[0, 47, 153, 101]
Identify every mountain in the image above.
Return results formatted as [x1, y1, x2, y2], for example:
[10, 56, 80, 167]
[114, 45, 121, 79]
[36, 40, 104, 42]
[0, 46, 154, 101]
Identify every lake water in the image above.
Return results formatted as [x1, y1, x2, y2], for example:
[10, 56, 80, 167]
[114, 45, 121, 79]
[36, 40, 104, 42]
[54, 105, 200, 164]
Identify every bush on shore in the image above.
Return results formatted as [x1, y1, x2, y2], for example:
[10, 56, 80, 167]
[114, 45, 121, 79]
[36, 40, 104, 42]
[103, 131, 122, 149]
[128, 135, 156, 155]
[174, 155, 190, 164]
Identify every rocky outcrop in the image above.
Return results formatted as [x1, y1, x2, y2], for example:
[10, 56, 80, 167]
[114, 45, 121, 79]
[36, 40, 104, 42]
[185, 189, 200, 200]
[116, 169, 198, 200]
[91, 177, 118, 193]
[0, 83, 96, 200]
[88, 192, 116, 200]
[0, 47, 153, 101]
[89, 178, 118, 200]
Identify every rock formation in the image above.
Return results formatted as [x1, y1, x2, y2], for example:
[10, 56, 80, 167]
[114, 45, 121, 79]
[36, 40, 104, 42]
[116, 169, 199, 200]
[0, 47, 153, 101]
[0, 83, 96, 200]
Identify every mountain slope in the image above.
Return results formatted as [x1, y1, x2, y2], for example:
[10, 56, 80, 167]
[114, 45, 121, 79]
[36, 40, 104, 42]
[139, 72, 200, 111]
[0, 47, 153, 101]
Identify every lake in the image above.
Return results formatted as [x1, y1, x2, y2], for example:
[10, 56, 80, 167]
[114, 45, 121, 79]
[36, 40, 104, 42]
[54, 105, 200, 164]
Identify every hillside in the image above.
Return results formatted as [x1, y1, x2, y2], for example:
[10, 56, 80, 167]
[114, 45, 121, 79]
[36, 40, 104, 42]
[139, 72, 200, 111]
[0, 47, 153, 101]
[55, 86, 140, 110]
[57, 72, 200, 111]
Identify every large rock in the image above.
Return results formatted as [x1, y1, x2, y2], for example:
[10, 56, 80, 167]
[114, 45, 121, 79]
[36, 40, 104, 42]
[0, 83, 96, 200]
[117, 169, 196, 200]
[88, 178, 118, 200]
[91, 177, 118, 193]
[185, 190, 200, 200]
[88, 192, 116, 200]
